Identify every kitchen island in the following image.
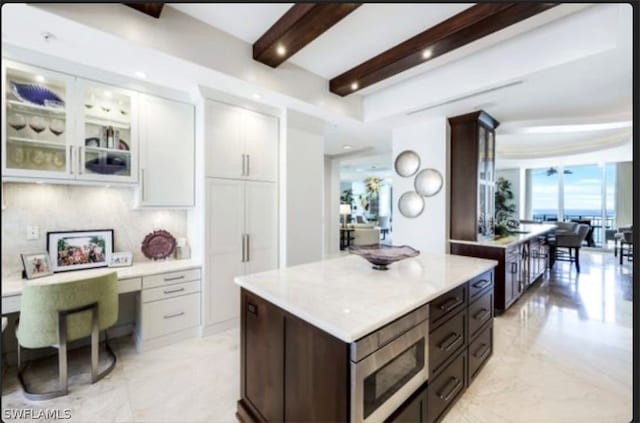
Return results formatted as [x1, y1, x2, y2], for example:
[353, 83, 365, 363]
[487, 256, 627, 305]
[234, 253, 497, 423]
[450, 223, 556, 314]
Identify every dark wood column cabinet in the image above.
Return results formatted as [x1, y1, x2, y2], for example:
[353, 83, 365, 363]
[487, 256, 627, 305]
[449, 110, 500, 241]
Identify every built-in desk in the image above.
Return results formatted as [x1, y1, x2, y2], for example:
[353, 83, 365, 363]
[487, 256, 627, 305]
[2, 259, 202, 352]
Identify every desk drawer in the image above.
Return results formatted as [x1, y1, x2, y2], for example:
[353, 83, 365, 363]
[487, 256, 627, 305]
[119, 277, 142, 294]
[2, 295, 21, 314]
[141, 293, 200, 340]
[430, 285, 466, 329]
[468, 323, 493, 385]
[468, 271, 493, 302]
[142, 280, 200, 303]
[429, 309, 466, 376]
[468, 289, 493, 340]
[143, 268, 201, 289]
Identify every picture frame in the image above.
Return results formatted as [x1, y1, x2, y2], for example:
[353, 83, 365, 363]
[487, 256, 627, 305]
[47, 229, 114, 273]
[109, 251, 133, 268]
[21, 252, 53, 279]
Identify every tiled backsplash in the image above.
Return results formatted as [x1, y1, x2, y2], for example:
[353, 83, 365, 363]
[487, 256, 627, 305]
[1, 183, 189, 278]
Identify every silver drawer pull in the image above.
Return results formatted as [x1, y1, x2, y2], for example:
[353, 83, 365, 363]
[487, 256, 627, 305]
[473, 309, 490, 321]
[164, 275, 185, 282]
[438, 333, 463, 352]
[472, 279, 491, 290]
[437, 377, 463, 401]
[474, 343, 491, 360]
[164, 312, 185, 319]
[439, 297, 463, 312]
[163, 287, 185, 294]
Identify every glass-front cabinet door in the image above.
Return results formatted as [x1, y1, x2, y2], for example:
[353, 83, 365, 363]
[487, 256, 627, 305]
[2, 61, 74, 178]
[77, 79, 137, 182]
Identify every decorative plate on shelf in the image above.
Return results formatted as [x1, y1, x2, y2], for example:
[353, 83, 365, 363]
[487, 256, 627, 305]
[11, 82, 65, 108]
[85, 137, 100, 147]
[349, 244, 420, 271]
[118, 139, 130, 151]
[141, 230, 177, 260]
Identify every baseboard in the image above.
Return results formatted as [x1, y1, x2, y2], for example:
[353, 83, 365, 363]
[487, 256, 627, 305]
[200, 318, 239, 337]
[134, 326, 201, 353]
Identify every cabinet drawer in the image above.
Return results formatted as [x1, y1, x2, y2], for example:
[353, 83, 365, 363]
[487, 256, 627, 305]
[429, 309, 466, 376]
[143, 268, 201, 289]
[427, 350, 467, 423]
[430, 285, 466, 328]
[119, 277, 142, 294]
[468, 271, 493, 301]
[468, 323, 493, 385]
[141, 292, 200, 340]
[142, 280, 200, 303]
[468, 289, 493, 340]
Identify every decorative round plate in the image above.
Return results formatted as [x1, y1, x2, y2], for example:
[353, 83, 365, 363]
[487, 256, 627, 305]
[141, 230, 177, 260]
[11, 82, 65, 108]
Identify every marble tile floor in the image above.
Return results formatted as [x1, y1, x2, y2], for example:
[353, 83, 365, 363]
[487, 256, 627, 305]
[1, 251, 632, 422]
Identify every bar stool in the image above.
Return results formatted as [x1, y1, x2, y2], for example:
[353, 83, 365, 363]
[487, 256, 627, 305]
[16, 272, 118, 400]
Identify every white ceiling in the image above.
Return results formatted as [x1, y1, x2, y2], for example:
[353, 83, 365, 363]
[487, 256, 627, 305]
[168, 3, 473, 79]
[168, 3, 293, 44]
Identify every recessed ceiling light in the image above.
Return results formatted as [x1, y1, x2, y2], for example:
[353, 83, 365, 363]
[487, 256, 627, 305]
[104, 91, 112, 98]
[135, 71, 147, 79]
[252, 93, 262, 100]
[371, 165, 377, 169]
[276, 45, 286, 56]
[351, 82, 359, 90]
[343, 145, 353, 150]
[35, 75, 45, 83]
[422, 49, 432, 59]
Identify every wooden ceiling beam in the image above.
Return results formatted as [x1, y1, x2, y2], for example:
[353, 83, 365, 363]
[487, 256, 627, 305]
[124, 3, 165, 19]
[253, 3, 361, 68]
[330, 3, 558, 96]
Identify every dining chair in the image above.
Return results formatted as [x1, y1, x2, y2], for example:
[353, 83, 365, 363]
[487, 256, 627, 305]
[548, 224, 590, 272]
[16, 272, 118, 400]
[620, 229, 633, 265]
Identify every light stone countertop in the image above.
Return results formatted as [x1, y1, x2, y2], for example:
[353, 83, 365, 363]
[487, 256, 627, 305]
[449, 223, 556, 249]
[235, 253, 497, 343]
[2, 258, 201, 297]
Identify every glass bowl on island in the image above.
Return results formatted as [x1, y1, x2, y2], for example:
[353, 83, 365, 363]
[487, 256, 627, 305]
[348, 244, 420, 270]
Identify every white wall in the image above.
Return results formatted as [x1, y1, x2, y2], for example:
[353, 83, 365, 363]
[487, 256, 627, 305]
[286, 127, 324, 266]
[392, 118, 449, 254]
[496, 168, 521, 218]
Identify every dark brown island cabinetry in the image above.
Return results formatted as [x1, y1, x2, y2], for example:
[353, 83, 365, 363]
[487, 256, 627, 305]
[238, 270, 495, 423]
[450, 237, 549, 314]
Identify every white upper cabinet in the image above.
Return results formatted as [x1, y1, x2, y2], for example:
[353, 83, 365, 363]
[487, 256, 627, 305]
[244, 110, 278, 182]
[138, 94, 195, 207]
[76, 78, 138, 183]
[2, 61, 74, 180]
[205, 99, 278, 182]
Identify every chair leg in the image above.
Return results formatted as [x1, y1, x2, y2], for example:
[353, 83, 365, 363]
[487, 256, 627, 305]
[91, 329, 117, 384]
[620, 243, 624, 265]
[575, 248, 580, 273]
[17, 343, 69, 401]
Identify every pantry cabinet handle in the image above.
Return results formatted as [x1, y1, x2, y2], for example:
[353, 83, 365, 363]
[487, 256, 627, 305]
[438, 333, 463, 352]
[437, 377, 463, 402]
[246, 154, 250, 176]
[164, 275, 185, 282]
[246, 234, 250, 262]
[241, 154, 246, 176]
[511, 262, 518, 274]
[439, 297, 463, 312]
[164, 312, 184, 319]
[163, 287, 185, 294]
[247, 303, 258, 315]
[241, 234, 246, 263]
[141, 169, 146, 201]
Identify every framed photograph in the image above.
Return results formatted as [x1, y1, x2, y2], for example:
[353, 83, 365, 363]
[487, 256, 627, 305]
[21, 252, 53, 279]
[47, 229, 114, 273]
[109, 251, 133, 268]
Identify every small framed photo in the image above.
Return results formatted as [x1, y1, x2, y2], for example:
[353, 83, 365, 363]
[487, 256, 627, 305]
[110, 252, 133, 268]
[21, 252, 53, 279]
[47, 229, 114, 273]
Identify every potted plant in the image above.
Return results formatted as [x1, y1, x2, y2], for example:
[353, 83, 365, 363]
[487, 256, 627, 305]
[494, 177, 516, 238]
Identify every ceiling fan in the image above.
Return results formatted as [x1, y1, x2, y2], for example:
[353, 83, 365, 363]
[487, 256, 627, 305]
[545, 167, 573, 176]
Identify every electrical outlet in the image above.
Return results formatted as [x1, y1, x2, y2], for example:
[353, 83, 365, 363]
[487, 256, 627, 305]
[26, 225, 39, 240]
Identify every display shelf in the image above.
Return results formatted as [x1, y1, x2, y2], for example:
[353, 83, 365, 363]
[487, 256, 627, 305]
[7, 99, 65, 114]
[7, 136, 66, 148]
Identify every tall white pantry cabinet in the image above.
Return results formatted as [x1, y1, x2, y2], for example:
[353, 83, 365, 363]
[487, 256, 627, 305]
[203, 99, 279, 330]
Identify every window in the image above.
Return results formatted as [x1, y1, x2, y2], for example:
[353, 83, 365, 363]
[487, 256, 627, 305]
[530, 167, 559, 221]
